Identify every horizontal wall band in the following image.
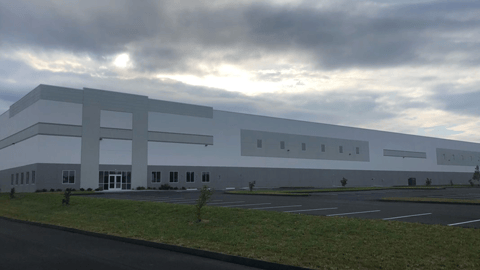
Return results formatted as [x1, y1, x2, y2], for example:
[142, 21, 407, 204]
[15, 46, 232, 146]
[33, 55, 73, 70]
[0, 123, 214, 149]
[241, 129, 370, 162]
[383, 149, 426, 159]
[148, 131, 213, 145]
[436, 148, 480, 166]
[0, 123, 82, 150]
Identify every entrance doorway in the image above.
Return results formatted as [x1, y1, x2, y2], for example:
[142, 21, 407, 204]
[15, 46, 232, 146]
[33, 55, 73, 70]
[109, 174, 122, 191]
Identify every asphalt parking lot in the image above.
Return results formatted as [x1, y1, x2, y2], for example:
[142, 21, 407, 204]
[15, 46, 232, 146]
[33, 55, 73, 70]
[81, 187, 480, 228]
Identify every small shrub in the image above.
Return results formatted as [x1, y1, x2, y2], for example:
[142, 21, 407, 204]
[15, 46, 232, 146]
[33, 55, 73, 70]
[340, 177, 348, 187]
[70, 188, 76, 192]
[248, 181, 256, 191]
[35, 189, 41, 193]
[87, 188, 93, 191]
[62, 189, 72, 206]
[473, 165, 480, 185]
[42, 189, 47, 192]
[469, 179, 475, 186]
[10, 188, 15, 199]
[425, 178, 432, 186]
[152, 187, 157, 190]
[136, 186, 146, 190]
[174, 187, 178, 190]
[159, 184, 172, 190]
[195, 185, 213, 222]
[181, 186, 186, 190]
[80, 188, 85, 191]
[50, 188, 55, 192]
[56, 189, 62, 192]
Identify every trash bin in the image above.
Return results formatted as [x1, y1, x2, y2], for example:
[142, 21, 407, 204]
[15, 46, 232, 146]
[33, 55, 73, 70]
[408, 177, 416, 186]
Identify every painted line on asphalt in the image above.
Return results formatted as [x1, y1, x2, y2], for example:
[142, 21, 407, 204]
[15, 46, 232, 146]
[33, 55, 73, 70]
[207, 201, 245, 205]
[382, 213, 432, 220]
[448, 219, 480, 226]
[327, 210, 380, 216]
[173, 200, 223, 204]
[284, 207, 338, 213]
[222, 203, 271, 208]
[251, 205, 302, 210]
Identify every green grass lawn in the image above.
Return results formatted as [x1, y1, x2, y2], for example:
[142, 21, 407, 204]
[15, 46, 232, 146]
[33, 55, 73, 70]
[1, 193, 480, 269]
[381, 197, 480, 205]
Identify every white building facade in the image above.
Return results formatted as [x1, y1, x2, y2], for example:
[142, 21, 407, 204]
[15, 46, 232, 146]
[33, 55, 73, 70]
[1, 84, 479, 192]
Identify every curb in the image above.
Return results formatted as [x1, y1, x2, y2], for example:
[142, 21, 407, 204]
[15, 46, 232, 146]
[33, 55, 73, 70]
[0, 216, 311, 270]
[378, 199, 480, 205]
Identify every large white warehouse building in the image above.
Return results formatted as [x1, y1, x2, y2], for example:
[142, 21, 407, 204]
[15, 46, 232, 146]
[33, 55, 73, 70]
[1, 84, 479, 192]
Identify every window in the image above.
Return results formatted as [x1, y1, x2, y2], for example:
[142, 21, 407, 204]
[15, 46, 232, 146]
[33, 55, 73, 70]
[99, 171, 104, 189]
[21, 173, 24, 185]
[121, 172, 127, 190]
[32, 171, 35, 184]
[11, 174, 14, 186]
[127, 172, 131, 190]
[16, 173, 19, 185]
[356, 147, 360, 155]
[302, 143, 306, 151]
[257, 139, 262, 148]
[169, 172, 178, 182]
[186, 172, 195, 183]
[152, 172, 161, 183]
[339, 146, 343, 153]
[202, 172, 210, 182]
[321, 144, 325, 152]
[280, 141, 285, 149]
[62, 170, 75, 184]
[26, 172, 30, 184]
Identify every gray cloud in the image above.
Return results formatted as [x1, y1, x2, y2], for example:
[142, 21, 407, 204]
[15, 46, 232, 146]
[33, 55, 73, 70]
[1, 0, 480, 73]
[432, 85, 480, 117]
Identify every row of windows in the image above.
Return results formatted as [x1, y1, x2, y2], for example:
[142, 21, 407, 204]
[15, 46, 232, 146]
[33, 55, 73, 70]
[257, 139, 360, 154]
[152, 171, 211, 183]
[442, 154, 480, 161]
[11, 171, 36, 186]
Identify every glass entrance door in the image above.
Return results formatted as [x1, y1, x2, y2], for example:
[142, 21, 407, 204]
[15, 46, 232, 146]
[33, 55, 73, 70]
[109, 174, 122, 191]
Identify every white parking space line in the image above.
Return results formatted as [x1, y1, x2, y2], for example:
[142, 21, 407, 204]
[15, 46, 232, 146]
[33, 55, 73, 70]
[173, 200, 222, 204]
[207, 201, 245, 205]
[284, 207, 338, 213]
[222, 203, 271, 208]
[251, 205, 302, 210]
[382, 213, 432, 220]
[327, 210, 380, 216]
[448, 219, 480, 226]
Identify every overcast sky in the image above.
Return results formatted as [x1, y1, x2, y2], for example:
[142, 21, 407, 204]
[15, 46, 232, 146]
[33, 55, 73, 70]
[1, 0, 480, 142]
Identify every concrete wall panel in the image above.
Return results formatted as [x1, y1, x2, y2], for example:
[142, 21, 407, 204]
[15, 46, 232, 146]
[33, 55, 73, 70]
[100, 110, 133, 129]
[99, 139, 132, 165]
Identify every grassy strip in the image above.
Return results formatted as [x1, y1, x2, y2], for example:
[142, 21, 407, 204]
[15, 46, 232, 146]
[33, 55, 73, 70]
[229, 186, 449, 195]
[1, 193, 480, 269]
[381, 197, 480, 205]
[224, 191, 309, 196]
